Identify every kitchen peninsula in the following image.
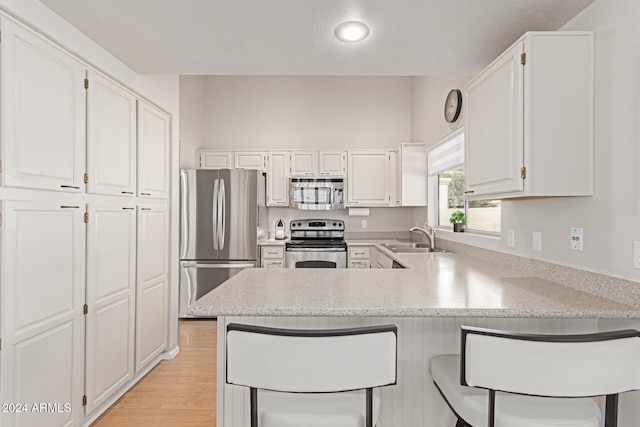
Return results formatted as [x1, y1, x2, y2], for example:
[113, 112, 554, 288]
[190, 248, 640, 426]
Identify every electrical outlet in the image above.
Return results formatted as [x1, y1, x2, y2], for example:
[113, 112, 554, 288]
[634, 241, 640, 269]
[361, 219, 368, 229]
[570, 227, 583, 251]
[507, 230, 515, 248]
[532, 232, 542, 251]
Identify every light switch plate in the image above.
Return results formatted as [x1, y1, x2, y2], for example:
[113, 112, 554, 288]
[570, 227, 583, 251]
[507, 230, 515, 248]
[361, 219, 367, 229]
[532, 232, 542, 251]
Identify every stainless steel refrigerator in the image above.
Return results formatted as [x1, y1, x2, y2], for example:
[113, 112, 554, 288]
[179, 168, 266, 317]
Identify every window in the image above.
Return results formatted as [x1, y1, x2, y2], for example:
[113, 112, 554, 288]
[428, 128, 501, 233]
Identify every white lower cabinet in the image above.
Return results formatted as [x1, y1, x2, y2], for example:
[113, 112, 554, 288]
[348, 246, 372, 269]
[1, 202, 86, 427]
[261, 245, 285, 268]
[135, 206, 169, 371]
[85, 204, 136, 413]
[376, 249, 394, 269]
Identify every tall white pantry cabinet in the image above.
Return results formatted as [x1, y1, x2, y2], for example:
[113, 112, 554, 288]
[0, 16, 171, 427]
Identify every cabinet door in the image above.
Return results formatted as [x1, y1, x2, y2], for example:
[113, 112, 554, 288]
[198, 151, 234, 169]
[319, 151, 346, 176]
[465, 41, 524, 196]
[347, 151, 391, 206]
[2, 20, 86, 192]
[1, 202, 85, 427]
[137, 100, 170, 199]
[136, 206, 168, 372]
[290, 151, 317, 176]
[397, 144, 427, 206]
[235, 152, 267, 170]
[87, 71, 137, 196]
[267, 152, 290, 206]
[85, 204, 136, 413]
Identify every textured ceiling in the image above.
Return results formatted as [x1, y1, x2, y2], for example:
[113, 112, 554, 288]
[37, 0, 595, 76]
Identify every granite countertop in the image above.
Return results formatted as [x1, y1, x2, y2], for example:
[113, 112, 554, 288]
[188, 249, 640, 319]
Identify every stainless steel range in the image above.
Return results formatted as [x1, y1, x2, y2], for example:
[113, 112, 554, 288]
[285, 219, 347, 268]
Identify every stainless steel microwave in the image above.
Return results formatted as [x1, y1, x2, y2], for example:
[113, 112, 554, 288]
[289, 178, 344, 210]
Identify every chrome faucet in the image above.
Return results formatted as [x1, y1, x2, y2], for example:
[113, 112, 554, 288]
[409, 223, 436, 250]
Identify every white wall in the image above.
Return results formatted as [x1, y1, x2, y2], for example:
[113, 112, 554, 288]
[424, 0, 640, 282]
[180, 75, 411, 156]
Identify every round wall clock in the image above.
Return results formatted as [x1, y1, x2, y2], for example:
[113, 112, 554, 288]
[444, 89, 462, 123]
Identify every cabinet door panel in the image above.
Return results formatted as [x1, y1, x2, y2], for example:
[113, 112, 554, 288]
[267, 152, 290, 206]
[87, 71, 137, 196]
[2, 202, 85, 427]
[137, 101, 170, 198]
[465, 42, 524, 196]
[347, 152, 390, 206]
[2, 21, 86, 192]
[136, 207, 168, 371]
[319, 151, 346, 176]
[290, 151, 317, 176]
[85, 204, 136, 412]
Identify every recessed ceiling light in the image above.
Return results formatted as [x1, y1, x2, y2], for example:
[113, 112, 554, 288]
[334, 21, 370, 43]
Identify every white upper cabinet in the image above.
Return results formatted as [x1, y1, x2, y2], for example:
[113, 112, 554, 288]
[267, 151, 290, 206]
[319, 151, 346, 176]
[235, 152, 267, 170]
[87, 70, 137, 196]
[137, 100, 170, 199]
[198, 150, 233, 169]
[394, 143, 427, 206]
[290, 151, 318, 176]
[347, 151, 392, 206]
[291, 150, 346, 177]
[465, 32, 594, 199]
[1, 20, 86, 192]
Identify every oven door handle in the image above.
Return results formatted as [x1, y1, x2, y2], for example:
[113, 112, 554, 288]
[285, 247, 346, 252]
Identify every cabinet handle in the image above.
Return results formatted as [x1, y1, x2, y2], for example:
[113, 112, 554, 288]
[60, 185, 80, 190]
[122, 207, 134, 210]
[122, 191, 134, 195]
[464, 190, 475, 194]
[141, 208, 152, 211]
[60, 205, 79, 209]
[141, 192, 151, 196]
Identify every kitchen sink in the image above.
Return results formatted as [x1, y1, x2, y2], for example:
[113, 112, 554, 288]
[380, 243, 447, 253]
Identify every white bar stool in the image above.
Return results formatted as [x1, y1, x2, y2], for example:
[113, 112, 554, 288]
[226, 323, 398, 427]
[431, 326, 640, 427]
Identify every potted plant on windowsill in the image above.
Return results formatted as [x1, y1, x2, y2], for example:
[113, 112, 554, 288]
[449, 210, 466, 232]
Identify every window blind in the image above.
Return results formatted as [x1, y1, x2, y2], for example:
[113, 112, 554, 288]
[427, 128, 464, 176]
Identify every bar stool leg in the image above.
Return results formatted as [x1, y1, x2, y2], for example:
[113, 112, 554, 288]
[605, 394, 618, 427]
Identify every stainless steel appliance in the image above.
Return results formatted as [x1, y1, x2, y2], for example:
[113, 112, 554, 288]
[289, 178, 344, 210]
[285, 219, 347, 268]
[179, 168, 266, 317]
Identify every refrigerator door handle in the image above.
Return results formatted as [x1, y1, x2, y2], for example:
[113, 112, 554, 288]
[212, 178, 219, 250]
[181, 261, 255, 269]
[180, 169, 189, 259]
[219, 178, 226, 250]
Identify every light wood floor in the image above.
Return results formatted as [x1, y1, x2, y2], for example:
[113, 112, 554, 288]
[92, 319, 218, 426]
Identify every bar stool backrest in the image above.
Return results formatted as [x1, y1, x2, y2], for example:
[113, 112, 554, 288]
[226, 323, 398, 393]
[461, 326, 640, 398]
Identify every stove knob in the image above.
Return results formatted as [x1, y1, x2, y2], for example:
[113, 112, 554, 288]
[297, 222, 302, 227]
[291, 223, 295, 228]
[333, 222, 337, 226]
